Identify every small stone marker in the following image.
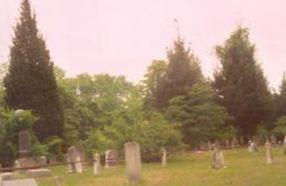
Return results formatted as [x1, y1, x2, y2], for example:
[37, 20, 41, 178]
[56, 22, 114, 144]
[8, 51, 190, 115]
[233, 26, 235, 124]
[270, 135, 277, 146]
[239, 136, 244, 145]
[2, 178, 38, 186]
[211, 145, 226, 169]
[225, 139, 230, 148]
[248, 141, 258, 152]
[283, 135, 286, 154]
[207, 141, 212, 150]
[105, 149, 119, 168]
[125, 141, 141, 185]
[93, 153, 101, 175]
[18, 130, 31, 157]
[39, 156, 47, 166]
[265, 141, 273, 164]
[161, 147, 167, 167]
[75, 155, 83, 173]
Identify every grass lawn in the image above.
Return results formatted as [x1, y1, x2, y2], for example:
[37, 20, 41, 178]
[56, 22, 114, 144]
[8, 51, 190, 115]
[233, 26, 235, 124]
[37, 147, 286, 186]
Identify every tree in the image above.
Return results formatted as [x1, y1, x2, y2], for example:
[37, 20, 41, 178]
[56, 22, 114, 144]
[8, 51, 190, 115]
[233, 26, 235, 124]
[213, 26, 272, 137]
[4, 0, 64, 141]
[143, 60, 167, 110]
[166, 83, 232, 147]
[85, 86, 182, 161]
[157, 37, 203, 109]
[275, 73, 286, 118]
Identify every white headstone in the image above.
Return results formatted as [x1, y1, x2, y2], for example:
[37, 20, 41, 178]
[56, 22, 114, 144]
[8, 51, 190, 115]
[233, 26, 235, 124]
[265, 141, 273, 164]
[93, 153, 101, 175]
[161, 147, 167, 167]
[211, 146, 226, 169]
[75, 155, 83, 173]
[125, 142, 141, 185]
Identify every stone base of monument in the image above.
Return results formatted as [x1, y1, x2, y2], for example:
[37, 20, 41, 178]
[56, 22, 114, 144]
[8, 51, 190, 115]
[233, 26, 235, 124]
[2, 178, 38, 186]
[26, 169, 52, 178]
[16, 157, 39, 168]
[1, 172, 18, 181]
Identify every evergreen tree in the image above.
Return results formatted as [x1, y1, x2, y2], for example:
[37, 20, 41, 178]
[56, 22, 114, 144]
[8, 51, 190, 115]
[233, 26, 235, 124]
[4, 0, 64, 141]
[275, 73, 286, 118]
[213, 26, 272, 137]
[143, 60, 167, 110]
[166, 83, 232, 147]
[157, 37, 203, 109]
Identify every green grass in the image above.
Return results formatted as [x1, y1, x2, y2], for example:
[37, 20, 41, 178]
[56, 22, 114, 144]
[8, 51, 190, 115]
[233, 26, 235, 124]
[37, 147, 286, 186]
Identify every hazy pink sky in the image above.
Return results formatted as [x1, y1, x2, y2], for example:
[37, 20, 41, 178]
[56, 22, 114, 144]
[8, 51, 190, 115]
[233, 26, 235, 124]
[1, 0, 286, 90]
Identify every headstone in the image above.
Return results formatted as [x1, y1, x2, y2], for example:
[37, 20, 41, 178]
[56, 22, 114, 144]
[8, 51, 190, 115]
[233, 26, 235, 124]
[14, 160, 20, 170]
[2, 178, 38, 186]
[18, 130, 31, 157]
[105, 149, 119, 168]
[161, 147, 167, 167]
[283, 135, 286, 155]
[66, 145, 84, 173]
[270, 135, 277, 147]
[207, 141, 212, 150]
[74, 155, 83, 173]
[225, 139, 230, 148]
[265, 141, 273, 164]
[248, 141, 258, 152]
[231, 137, 238, 148]
[93, 153, 101, 175]
[239, 136, 244, 145]
[39, 156, 47, 166]
[211, 145, 226, 169]
[66, 155, 74, 173]
[125, 142, 141, 185]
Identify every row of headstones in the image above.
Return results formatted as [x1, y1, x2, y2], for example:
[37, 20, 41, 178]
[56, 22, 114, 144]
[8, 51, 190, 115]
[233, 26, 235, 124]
[198, 134, 283, 151]
[212, 139, 281, 169]
[66, 142, 167, 184]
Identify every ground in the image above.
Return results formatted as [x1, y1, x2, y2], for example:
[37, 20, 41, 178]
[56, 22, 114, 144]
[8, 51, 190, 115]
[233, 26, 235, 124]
[37, 147, 286, 186]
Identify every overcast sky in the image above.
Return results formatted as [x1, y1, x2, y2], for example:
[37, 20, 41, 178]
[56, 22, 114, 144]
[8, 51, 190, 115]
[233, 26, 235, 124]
[1, 0, 286, 90]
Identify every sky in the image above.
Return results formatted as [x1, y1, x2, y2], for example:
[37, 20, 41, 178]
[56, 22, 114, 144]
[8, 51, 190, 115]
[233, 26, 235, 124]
[1, 0, 286, 90]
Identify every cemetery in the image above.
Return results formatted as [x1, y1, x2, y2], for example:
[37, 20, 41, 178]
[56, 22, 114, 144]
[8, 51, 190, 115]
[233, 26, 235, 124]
[2, 0, 286, 185]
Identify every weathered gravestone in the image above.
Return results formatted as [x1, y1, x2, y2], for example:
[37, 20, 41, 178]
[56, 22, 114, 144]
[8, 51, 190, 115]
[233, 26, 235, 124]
[265, 141, 273, 164]
[66, 145, 84, 173]
[105, 149, 119, 168]
[125, 142, 141, 185]
[161, 147, 167, 167]
[283, 135, 286, 155]
[93, 153, 101, 175]
[225, 139, 230, 148]
[231, 137, 238, 148]
[207, 141, 212, 150]
[270, 135, 277, 147]
[211, 145, 226, 169]
[18, 130, 31, 157]
[248, 141, 258, 152]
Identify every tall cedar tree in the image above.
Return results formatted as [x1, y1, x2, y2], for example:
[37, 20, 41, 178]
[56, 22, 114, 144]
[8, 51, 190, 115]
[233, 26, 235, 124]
[157, 37, 203, 109]
[143, 60, 167, 110]
[4, 0, 64, 141]
[275, 74, 286, 118]
[213, 27, 272, 137]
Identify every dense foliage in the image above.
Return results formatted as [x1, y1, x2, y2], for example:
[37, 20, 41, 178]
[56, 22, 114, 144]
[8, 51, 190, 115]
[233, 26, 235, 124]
[213, 27, 273, 137]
